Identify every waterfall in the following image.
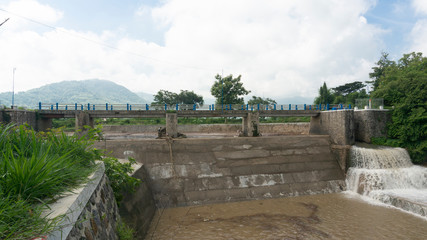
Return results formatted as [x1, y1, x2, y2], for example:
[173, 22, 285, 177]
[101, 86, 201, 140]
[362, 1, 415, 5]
[346, 145, 427, 217]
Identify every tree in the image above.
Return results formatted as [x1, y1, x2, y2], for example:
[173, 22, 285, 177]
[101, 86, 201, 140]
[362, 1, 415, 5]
[152, 90, 178, 105]
[177, 90, 204, 105]
[331, 81, 368, 104]
[247, 96, 277, 105]
[332, 81, 366, 96]
[314, 82, 334, 105]
[370, 52, 427, 164]
[367, 52, 395, 91]
[152, 89, 204, 106]
[210, 74, 251, 105]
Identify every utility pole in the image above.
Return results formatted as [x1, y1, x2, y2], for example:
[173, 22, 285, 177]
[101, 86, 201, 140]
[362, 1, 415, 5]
[12, 68, 16, 109]
[221, 69, 223, 112]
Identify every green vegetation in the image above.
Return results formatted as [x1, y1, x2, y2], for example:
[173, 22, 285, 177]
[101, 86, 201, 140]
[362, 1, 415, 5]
[116, 220, 136, 240]
[314, 81, 368, 105]
[152, 89, 204, 105]
[0, 124, 141, 239]
[247, 96, 277, 105]
[369, 52, 427, 164]
[211, 74, 251, 105]
[0, 124, 97, 239]
[102, 157, 141, 204]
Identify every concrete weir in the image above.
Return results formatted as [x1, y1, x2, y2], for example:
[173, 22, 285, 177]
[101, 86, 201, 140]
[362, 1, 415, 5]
[95, 135, 345, 207]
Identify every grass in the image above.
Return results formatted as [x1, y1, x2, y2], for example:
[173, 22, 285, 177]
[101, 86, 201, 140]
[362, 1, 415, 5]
[0, 124, 97, 239]
[0, 124, 141, 239]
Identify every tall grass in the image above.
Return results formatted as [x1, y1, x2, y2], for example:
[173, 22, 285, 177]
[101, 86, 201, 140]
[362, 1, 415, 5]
[0, 124, 97, 239]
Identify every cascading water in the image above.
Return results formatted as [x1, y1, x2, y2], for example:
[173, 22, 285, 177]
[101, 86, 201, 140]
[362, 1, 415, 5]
[346, 145, 427, 217]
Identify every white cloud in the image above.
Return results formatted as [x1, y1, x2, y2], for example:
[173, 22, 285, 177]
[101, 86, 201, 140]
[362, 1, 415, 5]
[409, 19, 427, 53]
[0, 0, 385, 104]
[1, 0, 62, 30]
[412, 0, 427, 15]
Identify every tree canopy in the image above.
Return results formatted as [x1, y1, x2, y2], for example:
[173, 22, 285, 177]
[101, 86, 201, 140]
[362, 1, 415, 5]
[152, 89, 204, 105]
[370, 52, 426, 163]
[247, 96, 277, 105]
[314, 82, 334, 105]
[210, 74, 251, 105]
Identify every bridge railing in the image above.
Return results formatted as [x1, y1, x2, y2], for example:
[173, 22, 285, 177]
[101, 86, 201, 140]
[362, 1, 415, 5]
[38, 102, 352, 111]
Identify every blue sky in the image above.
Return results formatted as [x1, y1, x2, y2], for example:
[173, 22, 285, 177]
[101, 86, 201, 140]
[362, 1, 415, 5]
[1, 0, 426, 104]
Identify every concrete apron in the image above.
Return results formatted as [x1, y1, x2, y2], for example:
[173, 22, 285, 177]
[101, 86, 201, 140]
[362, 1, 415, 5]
[94, 135, 345, 207]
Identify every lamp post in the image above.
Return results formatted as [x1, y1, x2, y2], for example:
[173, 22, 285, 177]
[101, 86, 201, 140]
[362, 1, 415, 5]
[12, 68, 16, 109]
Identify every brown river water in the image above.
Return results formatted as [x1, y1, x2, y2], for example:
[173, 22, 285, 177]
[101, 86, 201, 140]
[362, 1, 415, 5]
[146, 192, 427, 240]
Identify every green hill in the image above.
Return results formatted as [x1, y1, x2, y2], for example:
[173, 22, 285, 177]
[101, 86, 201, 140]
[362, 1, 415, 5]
[0, 79, 149, 109]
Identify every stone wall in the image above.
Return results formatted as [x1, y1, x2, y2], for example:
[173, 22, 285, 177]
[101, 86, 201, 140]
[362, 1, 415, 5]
[102, 123, 310, 135]
[354, 110, 390, 143]
[94, 136, 345, 207]
[119, 165, 156, 240]
[47, 163, 119, 240]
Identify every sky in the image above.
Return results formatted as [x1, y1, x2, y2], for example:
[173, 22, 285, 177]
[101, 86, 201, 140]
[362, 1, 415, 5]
[1, 0, 427, 103]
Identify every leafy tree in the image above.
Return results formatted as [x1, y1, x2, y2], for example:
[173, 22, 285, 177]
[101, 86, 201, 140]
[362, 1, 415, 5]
[370, 52, 427, 164]
[367, 52, 395, 91]
[177, 90, 204, 105]
[152, 90, 204, 106]
[210, 74, 251, 105]
[247, 96, 277, 105]
[152, 90, 178, 105]
[314, 82, 334, 105]
[332, 81, 366, 96]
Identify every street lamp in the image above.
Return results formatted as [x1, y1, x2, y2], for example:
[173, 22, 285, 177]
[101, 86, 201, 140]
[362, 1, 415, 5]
[12, 67, 16, 109]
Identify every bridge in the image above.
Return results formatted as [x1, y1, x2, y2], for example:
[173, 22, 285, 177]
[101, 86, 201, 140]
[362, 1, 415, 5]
[34, 102, 353, 137]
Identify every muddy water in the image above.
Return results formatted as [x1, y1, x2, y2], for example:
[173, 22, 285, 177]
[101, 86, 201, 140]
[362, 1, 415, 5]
[146, 193, 427, 240]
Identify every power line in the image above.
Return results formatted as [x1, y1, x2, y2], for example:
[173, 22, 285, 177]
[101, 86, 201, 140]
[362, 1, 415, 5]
[0, 8, 221, 72]
[0, 17, 9, 27]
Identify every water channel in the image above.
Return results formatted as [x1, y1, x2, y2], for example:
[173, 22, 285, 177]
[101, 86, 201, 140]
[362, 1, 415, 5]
[146, 145, 427, 239]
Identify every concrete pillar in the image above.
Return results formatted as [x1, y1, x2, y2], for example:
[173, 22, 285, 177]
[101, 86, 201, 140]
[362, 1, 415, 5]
[37, 118, 52, 132]
[242, 112, 260, 137]
[166, 113, 178, 138]
[75, 112, 94, 136]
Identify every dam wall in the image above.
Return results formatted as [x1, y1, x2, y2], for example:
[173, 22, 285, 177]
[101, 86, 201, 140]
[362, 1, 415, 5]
[102, 123, 310, 135]
[94, 135, 345, 207]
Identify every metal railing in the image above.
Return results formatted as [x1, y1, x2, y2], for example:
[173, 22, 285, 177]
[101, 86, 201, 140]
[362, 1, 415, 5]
[37, 102, 352, 111]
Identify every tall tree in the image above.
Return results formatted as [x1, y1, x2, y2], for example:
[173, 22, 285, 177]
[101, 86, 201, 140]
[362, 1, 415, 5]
[331, 81, 368, 104]
[367, 52, 395, 91]
[210, 74, 251, 105]
[247, 96, 277, 105]
[314, 82, 334, 105]
[370, 52, 427, 163]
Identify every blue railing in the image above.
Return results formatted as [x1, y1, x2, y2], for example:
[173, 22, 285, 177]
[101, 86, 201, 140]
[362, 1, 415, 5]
[38, 102, 351, 111]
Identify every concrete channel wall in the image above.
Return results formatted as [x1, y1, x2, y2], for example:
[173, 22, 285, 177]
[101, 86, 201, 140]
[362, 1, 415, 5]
[94, 135, 345, 207]
[102, 123, 310, 135]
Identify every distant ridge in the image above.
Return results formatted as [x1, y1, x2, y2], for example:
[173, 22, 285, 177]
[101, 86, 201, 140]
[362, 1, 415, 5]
[0, 79, 151, 108]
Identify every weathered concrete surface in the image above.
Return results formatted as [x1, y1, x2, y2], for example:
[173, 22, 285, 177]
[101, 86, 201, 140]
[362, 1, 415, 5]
[354, 110, 390, 143]
[75, 111, 94, 136]
[0, 109, 52, 131]
[94, 135, 345, 207]
[309, 110, 355, 145]
[166, 113, 178, 138]
[119, 166, 156, 240]
[102, 123, 310, 135]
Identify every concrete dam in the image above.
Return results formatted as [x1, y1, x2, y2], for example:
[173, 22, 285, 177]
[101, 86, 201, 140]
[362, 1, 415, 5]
[95, 135, 345, 207]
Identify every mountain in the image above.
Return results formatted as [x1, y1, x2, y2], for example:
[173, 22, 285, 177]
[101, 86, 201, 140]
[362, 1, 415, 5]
[0, 79, 150, 109]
